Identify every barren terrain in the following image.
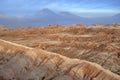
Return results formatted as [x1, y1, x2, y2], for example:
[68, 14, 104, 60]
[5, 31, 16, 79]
[0, 24, 120, 79]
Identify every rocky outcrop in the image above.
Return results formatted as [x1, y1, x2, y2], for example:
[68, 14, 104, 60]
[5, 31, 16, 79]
[0, 39, 120, 80]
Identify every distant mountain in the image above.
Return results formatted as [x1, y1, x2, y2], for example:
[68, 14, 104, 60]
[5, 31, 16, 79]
[60, 11, 80, 18]
[0, 8, 120, 27]
[113, 13, 120, 18]
[34, 8, 58, 17]
[105, 13, 120, 23]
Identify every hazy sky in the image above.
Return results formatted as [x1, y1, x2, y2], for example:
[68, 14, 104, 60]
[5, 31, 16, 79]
[0, 0, 120, 17]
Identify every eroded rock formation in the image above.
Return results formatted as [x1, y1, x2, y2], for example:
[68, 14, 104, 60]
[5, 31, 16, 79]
[0, 39, 120, 80]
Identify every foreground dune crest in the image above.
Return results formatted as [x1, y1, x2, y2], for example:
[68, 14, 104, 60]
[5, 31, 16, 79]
[0, 39, 120, 80]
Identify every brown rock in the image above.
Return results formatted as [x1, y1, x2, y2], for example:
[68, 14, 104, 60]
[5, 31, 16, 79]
[0, 39, 120, 80]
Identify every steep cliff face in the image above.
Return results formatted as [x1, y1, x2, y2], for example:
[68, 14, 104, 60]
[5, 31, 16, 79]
[0, 39, 120, 80]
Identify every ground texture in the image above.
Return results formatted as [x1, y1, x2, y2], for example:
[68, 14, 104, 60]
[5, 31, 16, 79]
[0, 24, 120, 80]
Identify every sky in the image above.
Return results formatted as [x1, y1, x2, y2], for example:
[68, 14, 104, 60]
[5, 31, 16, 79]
[0, 0, 120, 17]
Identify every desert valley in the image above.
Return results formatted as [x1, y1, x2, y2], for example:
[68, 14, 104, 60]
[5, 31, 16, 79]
[0, 24, 120, 80]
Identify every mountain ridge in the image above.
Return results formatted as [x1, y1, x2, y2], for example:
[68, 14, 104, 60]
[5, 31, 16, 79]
[0, 8, 120, 27]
